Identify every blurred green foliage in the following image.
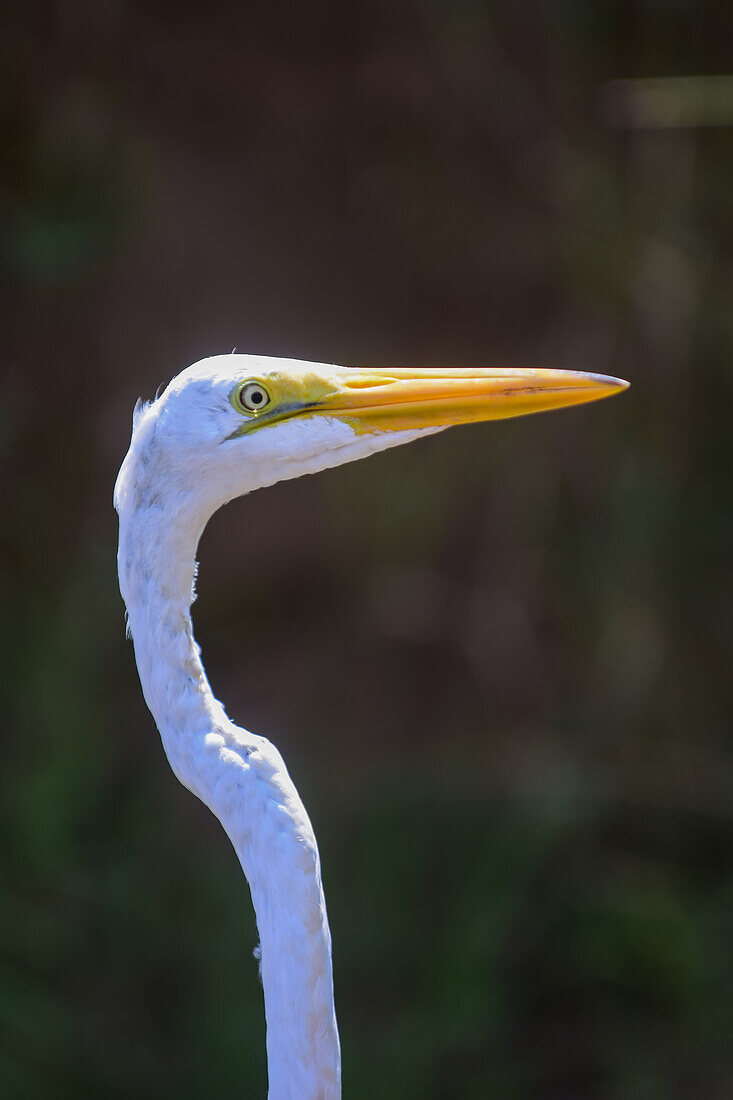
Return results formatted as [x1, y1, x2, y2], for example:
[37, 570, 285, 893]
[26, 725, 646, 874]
[2, 1, 733, 1097]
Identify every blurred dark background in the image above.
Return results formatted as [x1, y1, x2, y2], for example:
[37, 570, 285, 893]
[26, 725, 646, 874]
[3, 2, 733, 1097]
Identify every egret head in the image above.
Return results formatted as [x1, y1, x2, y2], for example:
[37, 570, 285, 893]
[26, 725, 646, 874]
[115, 353, 628, 527]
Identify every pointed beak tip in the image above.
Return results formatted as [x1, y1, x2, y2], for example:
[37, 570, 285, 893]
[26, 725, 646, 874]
[592, 372, 630, 393]
[572, 372, 629, 401]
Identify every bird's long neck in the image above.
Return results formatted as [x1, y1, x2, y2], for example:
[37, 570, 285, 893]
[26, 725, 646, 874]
[117, 477, 340, 1100]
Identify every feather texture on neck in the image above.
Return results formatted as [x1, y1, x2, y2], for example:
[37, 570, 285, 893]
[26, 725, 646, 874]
[115, 403, 341, 1100]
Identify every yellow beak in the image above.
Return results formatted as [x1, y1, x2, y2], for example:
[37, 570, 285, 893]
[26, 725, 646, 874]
[316, 367, 629, 432]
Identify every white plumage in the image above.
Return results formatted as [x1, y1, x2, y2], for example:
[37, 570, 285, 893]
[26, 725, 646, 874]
[116, 353, 627, 1098]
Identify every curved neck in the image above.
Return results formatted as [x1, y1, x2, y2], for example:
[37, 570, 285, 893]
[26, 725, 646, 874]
[118, 484, 341, 1099]
[118, 496, 223, 782]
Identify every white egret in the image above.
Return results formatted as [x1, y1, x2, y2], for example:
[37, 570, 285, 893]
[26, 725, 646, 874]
[115, 354, 627, 1099]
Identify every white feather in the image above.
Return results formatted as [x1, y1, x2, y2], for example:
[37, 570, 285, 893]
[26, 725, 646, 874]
[116, 355, 442, 1099]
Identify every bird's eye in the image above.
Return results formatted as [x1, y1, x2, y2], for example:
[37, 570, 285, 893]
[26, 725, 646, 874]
[238, 381, 271, 413]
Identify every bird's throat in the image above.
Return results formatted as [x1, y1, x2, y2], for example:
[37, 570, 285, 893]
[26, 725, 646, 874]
[116, 471, 341, 1099]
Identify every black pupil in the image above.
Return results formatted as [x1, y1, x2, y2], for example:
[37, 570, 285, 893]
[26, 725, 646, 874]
[250, 389, 263, 405]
